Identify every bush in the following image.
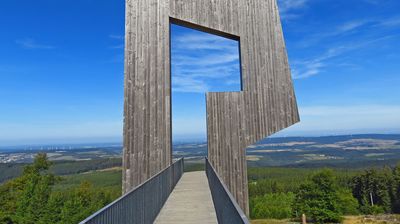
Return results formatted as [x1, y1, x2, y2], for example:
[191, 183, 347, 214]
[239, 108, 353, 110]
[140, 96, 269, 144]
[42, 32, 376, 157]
[293, 169, 343, 224]
[359, 205, 385, 215]
[351, 167, 394, 214]
[250, 192, 295, 219]
[337, 188, 359, 215]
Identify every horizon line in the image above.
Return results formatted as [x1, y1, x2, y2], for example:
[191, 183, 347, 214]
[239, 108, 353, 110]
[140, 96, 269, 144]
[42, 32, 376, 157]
[1, 132, 400, 148]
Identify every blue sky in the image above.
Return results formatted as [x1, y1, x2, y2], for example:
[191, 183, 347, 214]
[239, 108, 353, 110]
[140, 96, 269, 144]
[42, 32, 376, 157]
[171, 25, 241, 142]
[0, 0, 399, 146]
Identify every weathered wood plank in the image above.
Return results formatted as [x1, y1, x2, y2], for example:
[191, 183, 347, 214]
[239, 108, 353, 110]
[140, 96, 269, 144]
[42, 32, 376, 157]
[123, 0, 172, 192]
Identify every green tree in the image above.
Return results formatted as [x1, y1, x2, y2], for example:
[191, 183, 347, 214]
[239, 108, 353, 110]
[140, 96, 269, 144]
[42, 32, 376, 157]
[0, 153, 57, 224]
[352, 168, 391, 214]
[248, 180, 285, 197]
[14, 153, 57, 224]
[59, 181, 111, 224]
[390, 163, 400, 213]
[293, 169, 342, 223]
[0, 176, 25, 222]
[40, 191, 65, 224]
[0, 153, 118, 224]
[250, 192, 295, 219]
[336, 188, 359, 215]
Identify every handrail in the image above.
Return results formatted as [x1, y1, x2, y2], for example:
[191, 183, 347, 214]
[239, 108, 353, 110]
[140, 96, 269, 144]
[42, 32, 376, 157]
[206, 158, 250, 224]
[80, 158, 184, 224]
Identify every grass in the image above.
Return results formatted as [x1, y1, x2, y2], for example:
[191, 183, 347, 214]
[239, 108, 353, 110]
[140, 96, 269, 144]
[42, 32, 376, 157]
[54, 169, 122, 192]
[52, 162, 203, 192]
[184, 162, 205, 172]
[251, 219, 297, 224]
[248, 167, 361, 183]
[251, 215, 400, 224]
[0, 158, 122, 184]
[343, 215, 400, 224]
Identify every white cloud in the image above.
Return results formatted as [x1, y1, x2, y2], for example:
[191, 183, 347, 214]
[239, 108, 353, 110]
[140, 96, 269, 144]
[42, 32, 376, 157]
[291, 45, 345, 79]
[336, 20, 369, 33]
[109, 44, 124, 49]
[279, 0, 308, 12]
[277, 104, 400, 136]
[174, 64, 238, 79]
[379, 17, 400, 27]
[278, 0, 308, 20]
[292, 62, 324, 79]
[175, 34, 237, 51]
[172, 76, 209, 93]
[172, 32, 241, 93]
[292, 35, 397, 79]
[329, 17, 400, 36]
[172, 54, 239, 67]
[16, 38, 54, 49]
[109, 34, 124, 40]
[296, 10, 400, 63]
[108, 34, 125, 50]
[320, 18, 396, 40]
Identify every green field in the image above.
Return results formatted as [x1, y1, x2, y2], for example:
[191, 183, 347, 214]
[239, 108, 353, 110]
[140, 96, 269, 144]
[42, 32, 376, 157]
[52, 162, 205, 192]
[54, 169, 122, 192]
[0, 158, 122, 184]
[248, 166, 362, 195]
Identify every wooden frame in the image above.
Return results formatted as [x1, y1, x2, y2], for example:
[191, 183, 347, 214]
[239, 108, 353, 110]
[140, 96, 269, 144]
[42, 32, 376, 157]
[123, 0, 299, 215]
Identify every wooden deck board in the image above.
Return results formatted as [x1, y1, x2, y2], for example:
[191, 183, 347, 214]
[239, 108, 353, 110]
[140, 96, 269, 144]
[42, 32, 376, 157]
[154, 171, 217, 224]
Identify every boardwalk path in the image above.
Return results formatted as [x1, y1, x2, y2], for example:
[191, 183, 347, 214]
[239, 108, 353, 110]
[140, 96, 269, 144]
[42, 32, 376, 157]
[154, 171, 218, 224]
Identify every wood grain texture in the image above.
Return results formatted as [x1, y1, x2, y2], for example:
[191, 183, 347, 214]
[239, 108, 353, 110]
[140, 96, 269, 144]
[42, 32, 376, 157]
[123, 0, 172, 193]
[207, 0, 299, 214]
[123, 0, 299, 215]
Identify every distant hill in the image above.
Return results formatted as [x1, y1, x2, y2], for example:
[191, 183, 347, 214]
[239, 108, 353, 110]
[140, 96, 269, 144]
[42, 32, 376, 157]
[0, 158, 121, 184]
[1, 134, 400, 182]
[174, 134, 400, 168]
[247, 134, 400, 167]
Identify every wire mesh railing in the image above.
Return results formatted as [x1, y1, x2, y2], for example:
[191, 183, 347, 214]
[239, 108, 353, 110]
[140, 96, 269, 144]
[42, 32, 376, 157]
[80, 158, 184, 224]
[206, 158, 250, 224]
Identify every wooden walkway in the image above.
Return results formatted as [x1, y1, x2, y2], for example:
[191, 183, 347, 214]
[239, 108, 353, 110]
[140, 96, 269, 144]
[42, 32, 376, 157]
[154, 171, 218, 224]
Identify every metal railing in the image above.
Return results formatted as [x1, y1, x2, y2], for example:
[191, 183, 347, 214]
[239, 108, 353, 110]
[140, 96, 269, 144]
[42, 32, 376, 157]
[80, 158, 184, 224]
[206, 158, 250, 224]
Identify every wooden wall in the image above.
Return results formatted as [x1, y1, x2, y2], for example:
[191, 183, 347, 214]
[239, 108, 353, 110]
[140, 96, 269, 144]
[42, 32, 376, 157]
[123, 0, 172, 193]
[123, 0, 299, 215]
[206, 0, 299, 214]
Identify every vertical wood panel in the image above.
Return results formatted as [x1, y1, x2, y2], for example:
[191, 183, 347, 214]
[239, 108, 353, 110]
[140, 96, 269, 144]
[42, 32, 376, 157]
[207, 92, 249, 214]
[123, 0, 171, 193]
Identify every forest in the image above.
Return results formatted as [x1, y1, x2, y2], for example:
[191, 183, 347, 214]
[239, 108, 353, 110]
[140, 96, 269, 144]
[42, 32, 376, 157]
[1, 154, 400, 223]
[0, 154, 121, 224]
[248, 165, 400, 223]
